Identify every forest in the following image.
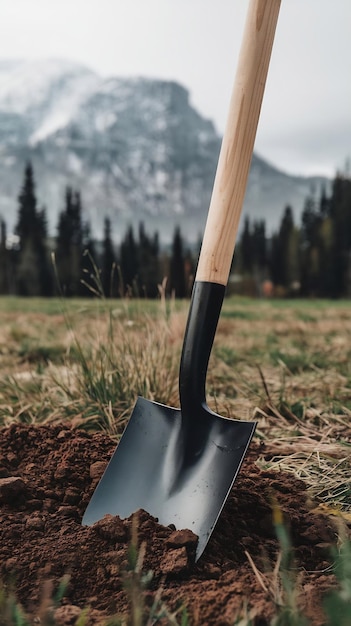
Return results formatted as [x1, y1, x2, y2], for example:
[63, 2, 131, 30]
[0, 162, 351, 299]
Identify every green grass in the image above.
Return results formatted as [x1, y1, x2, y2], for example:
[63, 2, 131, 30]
[269, 348, 330, 373]
[220, 309, 260, 321]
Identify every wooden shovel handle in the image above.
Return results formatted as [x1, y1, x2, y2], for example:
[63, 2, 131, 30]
[196, 0, 281, 286]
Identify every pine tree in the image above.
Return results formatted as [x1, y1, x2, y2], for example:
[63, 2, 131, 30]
[240, 217, 253, 273]
[0, 220, 8, 294]
[328, 174, 351, 297]
[252, 220, 266, 269]
[169, 226, 186, 298]
[269, 232, 281, 286]
[55, 187, 84, 296]
[319, 184, 330, 218]
[36, 207, 53, 296]
[279, 205, 295, 288]
[269, 206, 299, 293]
[184, 248, 195, 297]
[137, 222, 159, 298]
[15, 162, 52, 296]
[120, 226, 138, 295]
[300, 195, 322, 296]
[80, 221, 98, 297]
[101, 217, 117, 297]
[16, 162, 37, 244]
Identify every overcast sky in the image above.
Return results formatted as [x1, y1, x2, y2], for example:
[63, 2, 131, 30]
[1, 0, 350, 177]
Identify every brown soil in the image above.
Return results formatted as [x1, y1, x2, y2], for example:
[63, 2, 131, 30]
[0, 424, 346, 625]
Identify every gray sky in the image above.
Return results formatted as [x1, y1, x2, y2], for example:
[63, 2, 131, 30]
[1, 0, 350, 177]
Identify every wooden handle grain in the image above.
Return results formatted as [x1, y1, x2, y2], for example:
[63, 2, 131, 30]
[196, 0, 281, 285]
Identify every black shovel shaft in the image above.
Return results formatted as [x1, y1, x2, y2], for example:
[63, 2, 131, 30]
[179, 281, 224, 416]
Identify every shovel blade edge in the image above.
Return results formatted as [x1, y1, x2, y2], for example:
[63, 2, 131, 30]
[82, 396, 256, 560]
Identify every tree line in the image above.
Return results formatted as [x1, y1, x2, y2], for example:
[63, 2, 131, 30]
[0, 163, 195, 298]
[0, 162, 350, 299]
[236, 171, 351, 298]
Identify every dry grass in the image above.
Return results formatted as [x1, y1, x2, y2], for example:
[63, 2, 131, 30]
[209, 300, 351, 517]
[0, 298, 181, 435]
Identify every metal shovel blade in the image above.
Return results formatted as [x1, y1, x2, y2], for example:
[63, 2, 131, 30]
[82, 397, 255, 560]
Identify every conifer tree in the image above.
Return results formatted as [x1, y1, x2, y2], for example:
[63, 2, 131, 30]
[252, 220, 266, 270]
[240, 217, 253, 273]
[269, 206, 299, 293]
[15, 162, 52, 296]
[120, 226, 138, 295]
[80, 221, 98, 297]
[36, 207, 53, 296]
[55, 187, 84, 296]
[184, 248, 195, 297]
[328, 174, 351, 297]
[101, 217, 117, 297]
[16, 162, 37, 244]
[279, 205, 296, 288]
[0, 220, 8, 294]
[169, 226, 186, 298]
[269, 232, 281, 286]
[300, 195, 322, 296]
[138, 222, 159, 297]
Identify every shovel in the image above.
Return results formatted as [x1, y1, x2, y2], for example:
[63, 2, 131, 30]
[83, 0, 281, 561]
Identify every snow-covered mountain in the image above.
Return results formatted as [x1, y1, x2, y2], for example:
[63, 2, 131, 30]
[0, 59, 329, 242]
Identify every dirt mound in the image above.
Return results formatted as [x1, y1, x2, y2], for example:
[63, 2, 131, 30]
[0, 424, 343, 625]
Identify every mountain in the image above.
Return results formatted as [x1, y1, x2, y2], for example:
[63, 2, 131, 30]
[0, 59, 329, 243]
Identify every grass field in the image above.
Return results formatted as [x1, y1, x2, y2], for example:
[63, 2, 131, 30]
[0, 295, 350, 625]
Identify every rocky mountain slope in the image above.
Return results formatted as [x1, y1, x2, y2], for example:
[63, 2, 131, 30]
[0, 59, 328, 242]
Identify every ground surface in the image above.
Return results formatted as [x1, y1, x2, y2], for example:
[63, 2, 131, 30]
[0, 423, 345, 625]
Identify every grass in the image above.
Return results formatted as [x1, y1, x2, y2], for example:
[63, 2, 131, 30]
[245, 505, 351, 626]
[245, 502, 310, 626]
[0, 294, 350, 623]
[0, 295, 181, 432]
